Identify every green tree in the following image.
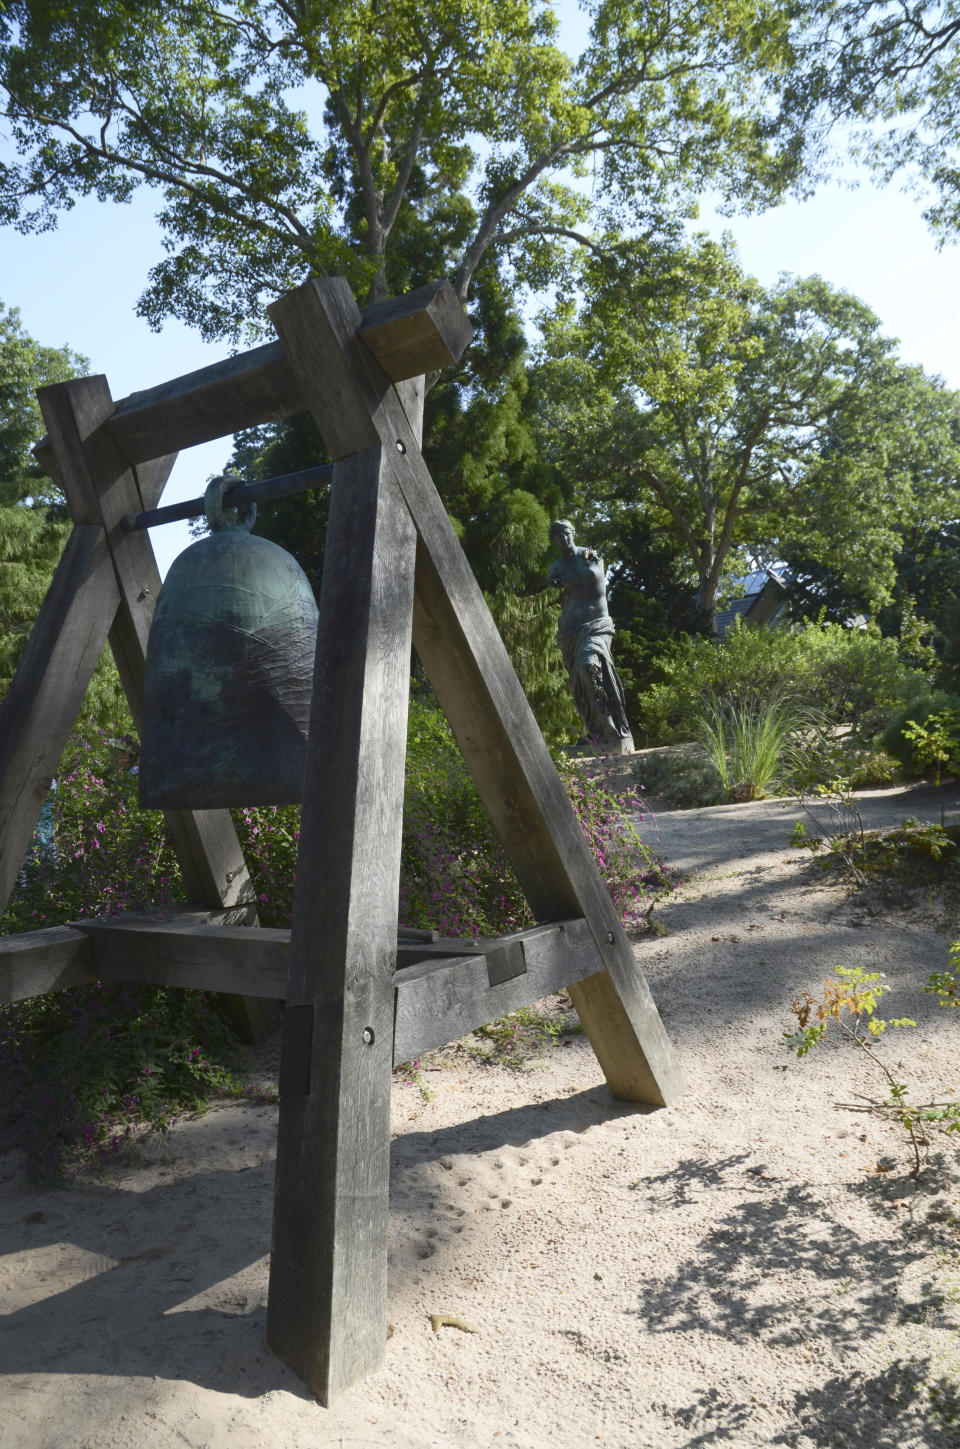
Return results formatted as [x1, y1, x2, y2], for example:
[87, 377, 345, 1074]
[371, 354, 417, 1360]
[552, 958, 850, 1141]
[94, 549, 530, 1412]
[533, 234, 960, 634]
[0, 1, 814, 341]
[792, 2, 960, 240]
[0, 302, 88, 696]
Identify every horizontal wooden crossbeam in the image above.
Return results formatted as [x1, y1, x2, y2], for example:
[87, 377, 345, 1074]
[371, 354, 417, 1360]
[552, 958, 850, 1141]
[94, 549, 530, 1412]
[32, 282, 473, 471]
[0, 924, 94, 1002]
[0, 914, 603, 1064]
[392, 917, 602, 1061]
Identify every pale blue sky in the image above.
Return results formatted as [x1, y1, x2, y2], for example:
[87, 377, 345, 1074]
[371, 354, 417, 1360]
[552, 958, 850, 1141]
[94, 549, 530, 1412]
[0, 5, 957, 574]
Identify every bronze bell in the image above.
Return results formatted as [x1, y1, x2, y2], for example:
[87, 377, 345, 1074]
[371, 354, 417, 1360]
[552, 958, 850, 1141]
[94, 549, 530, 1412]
[139, 476, 319, 809]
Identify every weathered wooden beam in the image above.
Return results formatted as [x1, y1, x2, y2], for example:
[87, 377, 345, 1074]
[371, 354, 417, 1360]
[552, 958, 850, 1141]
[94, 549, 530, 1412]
[36, 375, 276, 1043]
[73, 917, 290, 996]
[358, 280, 473, 382]
[392, 917, 602, 1062]
[266, 276, 684, 1109]
[1, 914, 601, 1061]
[0, 524, 120, 911]
[31, 286, 468, 471]
[264, 439, 417, 1404]
[107, 342, 302, 463]
[0, 925, 95, 1004]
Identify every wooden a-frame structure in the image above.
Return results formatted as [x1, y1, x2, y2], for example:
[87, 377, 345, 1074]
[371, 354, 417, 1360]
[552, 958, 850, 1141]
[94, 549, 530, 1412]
[0, 276, 683, 1404]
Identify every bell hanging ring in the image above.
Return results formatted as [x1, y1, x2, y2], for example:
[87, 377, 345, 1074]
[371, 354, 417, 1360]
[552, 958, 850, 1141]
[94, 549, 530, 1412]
[139, 475, 319, 808]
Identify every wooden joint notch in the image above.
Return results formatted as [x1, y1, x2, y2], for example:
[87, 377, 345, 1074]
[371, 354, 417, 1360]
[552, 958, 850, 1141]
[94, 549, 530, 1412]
[358, 280, 473, 382]
[484, 936, 527, 987]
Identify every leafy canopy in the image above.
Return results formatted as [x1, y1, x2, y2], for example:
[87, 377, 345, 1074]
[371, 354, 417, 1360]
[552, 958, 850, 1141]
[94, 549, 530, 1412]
[0, 1, 814, 339]
[792, 2, 960, 239]
[533, 234, 960, 632]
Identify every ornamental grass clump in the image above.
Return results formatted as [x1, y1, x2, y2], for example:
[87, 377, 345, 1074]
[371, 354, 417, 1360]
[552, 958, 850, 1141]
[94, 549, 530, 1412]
[696, 695, 814, 803]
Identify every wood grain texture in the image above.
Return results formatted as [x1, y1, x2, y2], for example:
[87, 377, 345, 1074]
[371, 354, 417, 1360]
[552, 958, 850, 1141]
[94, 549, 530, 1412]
[264, 437, 417, 1403]
[107, 343, 302, 463]
[0, 523, 120, 911]
[266, 278, 683, 1108]
[73, 918, 290, 996]
[393, 918, 602, 1061]
[358, 280, 474, 381]
[35, 377, 274, 1040]
[0, 925, 95, 1003]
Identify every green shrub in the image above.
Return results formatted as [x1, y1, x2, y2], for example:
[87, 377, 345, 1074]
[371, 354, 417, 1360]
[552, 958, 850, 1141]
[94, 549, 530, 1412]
[634, 618, 930, 747]
[882, 692, 960, 775]
[846, 747, 901, 789]
[800, 623, 930, 736]
[1, 721, 250, 1182]
[400, 691, 673, 935]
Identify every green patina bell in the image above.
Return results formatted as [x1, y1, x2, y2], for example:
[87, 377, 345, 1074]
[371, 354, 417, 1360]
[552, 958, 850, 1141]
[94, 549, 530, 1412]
[139, 476, 319, 809]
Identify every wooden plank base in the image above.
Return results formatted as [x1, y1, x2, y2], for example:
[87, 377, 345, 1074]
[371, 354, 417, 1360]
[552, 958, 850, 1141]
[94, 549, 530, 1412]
[0, 915, 605, 1068]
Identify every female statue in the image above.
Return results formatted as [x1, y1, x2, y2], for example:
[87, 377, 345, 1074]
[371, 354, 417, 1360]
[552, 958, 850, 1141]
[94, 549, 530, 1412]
[548, 520, 634, 753]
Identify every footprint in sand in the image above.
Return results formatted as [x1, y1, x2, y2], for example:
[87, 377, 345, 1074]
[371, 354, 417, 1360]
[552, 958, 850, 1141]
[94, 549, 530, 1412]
[399, 1126, 601, 1265]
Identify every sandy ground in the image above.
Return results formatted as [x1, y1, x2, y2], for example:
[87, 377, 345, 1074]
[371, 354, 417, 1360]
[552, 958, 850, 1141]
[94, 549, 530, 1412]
[2, 784, 960, 1448]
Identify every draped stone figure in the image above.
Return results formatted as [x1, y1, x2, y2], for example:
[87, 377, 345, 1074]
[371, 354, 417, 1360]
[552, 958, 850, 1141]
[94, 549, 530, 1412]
[548, 520, 635, 754]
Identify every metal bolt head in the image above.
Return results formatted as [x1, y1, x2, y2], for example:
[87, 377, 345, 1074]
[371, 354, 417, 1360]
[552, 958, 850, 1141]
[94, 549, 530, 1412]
[362, 1027, 375, 1045]
[396, 438, 406, 453]
[606, 930, 615, 944]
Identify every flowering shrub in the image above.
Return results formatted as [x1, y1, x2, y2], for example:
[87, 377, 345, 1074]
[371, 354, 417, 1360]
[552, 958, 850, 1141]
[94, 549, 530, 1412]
[398, 695, 672, 936]
[556, 752, 673, 933]
[237, 699, 672, 939]
[1, 980, 244, 1182]
[5, 724, 180, 933]
[0, 720, 244, 1182]
[232, 803, 299, 927]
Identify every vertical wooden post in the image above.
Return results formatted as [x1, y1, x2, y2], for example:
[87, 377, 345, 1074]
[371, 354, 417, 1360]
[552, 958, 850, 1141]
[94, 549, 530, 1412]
[268, 276, 683, 1108]
[267, 443, 416, 1401]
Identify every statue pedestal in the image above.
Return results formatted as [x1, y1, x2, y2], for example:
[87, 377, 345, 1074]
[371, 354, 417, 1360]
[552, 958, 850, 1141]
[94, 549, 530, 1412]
[570, 734, 635, 757]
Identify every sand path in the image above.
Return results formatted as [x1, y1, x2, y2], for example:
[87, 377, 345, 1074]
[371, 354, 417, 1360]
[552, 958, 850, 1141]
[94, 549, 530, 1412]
[2, 783, 959, 1448]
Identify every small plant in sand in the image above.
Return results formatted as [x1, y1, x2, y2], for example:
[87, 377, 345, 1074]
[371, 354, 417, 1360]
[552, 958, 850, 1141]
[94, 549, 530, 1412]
[463, 999, 584, 1069]
[785, 961, 960, 1177]
[901, 709, 960, 825]
[790, 775, 867, 883]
